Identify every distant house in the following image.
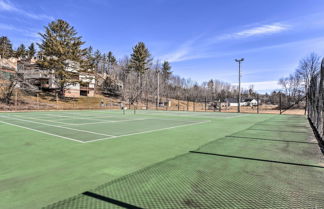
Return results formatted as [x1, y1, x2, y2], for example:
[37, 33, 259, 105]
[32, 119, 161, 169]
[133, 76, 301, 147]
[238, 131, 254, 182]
[225, 98, 246, 107]
[98, 73, 123, 96]
[244, 98, 260, 106]
[0, 57, 17, 80]
[225, 98, 260, 107]
[65, 72, 95, 97]
[17, 60, 56, 90]
[17, 59, 96, 97]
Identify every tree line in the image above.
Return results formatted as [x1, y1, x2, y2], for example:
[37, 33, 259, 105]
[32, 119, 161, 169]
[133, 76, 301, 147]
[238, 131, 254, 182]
[278, 52, 321, 109]
[1, 19, 243, 105]
[0, 36, 36, 60]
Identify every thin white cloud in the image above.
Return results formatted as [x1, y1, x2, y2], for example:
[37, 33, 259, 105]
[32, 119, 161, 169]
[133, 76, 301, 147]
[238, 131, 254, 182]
[159, 22, 290, 63]
[0, 0, 53, 20]
[219, 23, 289, 40]
[158, 39, 203, 62]
[159, 33, 324, 63]
[161, 45, 191, 62]
[0, 22, 41, 40]
[0, 0, 14, 10]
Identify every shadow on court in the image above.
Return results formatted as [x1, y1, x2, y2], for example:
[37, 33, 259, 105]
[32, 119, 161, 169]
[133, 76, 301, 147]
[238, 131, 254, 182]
[43, 115, 324, 209]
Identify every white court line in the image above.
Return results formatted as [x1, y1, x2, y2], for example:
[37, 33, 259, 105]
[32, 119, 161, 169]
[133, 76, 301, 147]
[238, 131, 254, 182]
[59, 112, 205, 125]
[13, 114, 124, 125]
[42, 113, 109, 122]
[47, 113, 138, 122]
[83, 120, 211, 143]
[56, 111, 227, 122]
[11, 115, 77, 125]
[0, 119, 85, 143]
[127, 111, 242, 119]
[67, 118, 150, 126]
[0, 115, 116, 137]
[223, 114, 250, 119]
[57, 112, 134, 120]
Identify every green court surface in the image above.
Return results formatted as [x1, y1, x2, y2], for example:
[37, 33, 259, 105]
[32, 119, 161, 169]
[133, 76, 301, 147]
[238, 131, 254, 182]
[0, 110, 323, 209]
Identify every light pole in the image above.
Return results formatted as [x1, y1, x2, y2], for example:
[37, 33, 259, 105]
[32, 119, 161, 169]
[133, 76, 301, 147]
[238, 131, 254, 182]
[235, 58, 244, 113]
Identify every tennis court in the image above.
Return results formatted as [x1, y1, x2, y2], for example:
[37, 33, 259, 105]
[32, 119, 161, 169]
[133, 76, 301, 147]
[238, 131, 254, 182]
[0, 110, 219, 143]
[1, 110, 324, 209]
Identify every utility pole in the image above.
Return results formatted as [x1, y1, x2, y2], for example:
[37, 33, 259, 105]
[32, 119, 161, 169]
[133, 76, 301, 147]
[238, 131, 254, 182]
[235, 58, 244, 113]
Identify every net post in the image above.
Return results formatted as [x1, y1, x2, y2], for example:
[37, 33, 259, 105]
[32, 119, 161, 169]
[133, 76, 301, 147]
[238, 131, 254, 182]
[204, 97, 207, 112]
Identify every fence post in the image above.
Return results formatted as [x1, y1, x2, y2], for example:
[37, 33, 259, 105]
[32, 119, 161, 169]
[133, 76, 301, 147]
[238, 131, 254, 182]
[304, 90, 307, 115]
[257, 94, 259, 114]
[37, 93, 39, 109]
[15, 89, 18, 111]
[187, 97, 189, 111]
[178, 98, 180, 111]
[193, 100, 196, 112]
[279, 92, 282, 115]
[146, 96, 148, 110]
[56, 92, 59, 110]
[205, 97, 207, 111]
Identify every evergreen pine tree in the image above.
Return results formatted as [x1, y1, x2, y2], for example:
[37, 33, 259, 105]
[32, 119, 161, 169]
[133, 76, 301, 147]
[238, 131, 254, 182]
[161, 61, 172, 82]
[93, 50, 102, 73]
[82, 46, 96, 71]
[0, 36, 13, 58]
[107, 51, 116, 65]
[129, 42, 151, 101]
[130, 42, 151, 75]
[107, 51, 117, 72]
[27, 43, 36, 59]
[15, 44, 27, 58]
[37, 19, 86, 97]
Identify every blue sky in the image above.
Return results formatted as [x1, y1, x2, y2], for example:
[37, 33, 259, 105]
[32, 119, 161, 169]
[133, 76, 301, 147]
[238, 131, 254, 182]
[1, 0, 324, 92]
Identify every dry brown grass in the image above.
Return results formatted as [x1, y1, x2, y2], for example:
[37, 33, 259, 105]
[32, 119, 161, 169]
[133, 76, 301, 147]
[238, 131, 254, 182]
[0, 92, 306, 115]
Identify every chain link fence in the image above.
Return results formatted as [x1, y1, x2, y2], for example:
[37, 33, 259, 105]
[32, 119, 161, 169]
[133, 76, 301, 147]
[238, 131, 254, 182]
[0, 90, 306, 114]
[307, 58, 324, 145]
